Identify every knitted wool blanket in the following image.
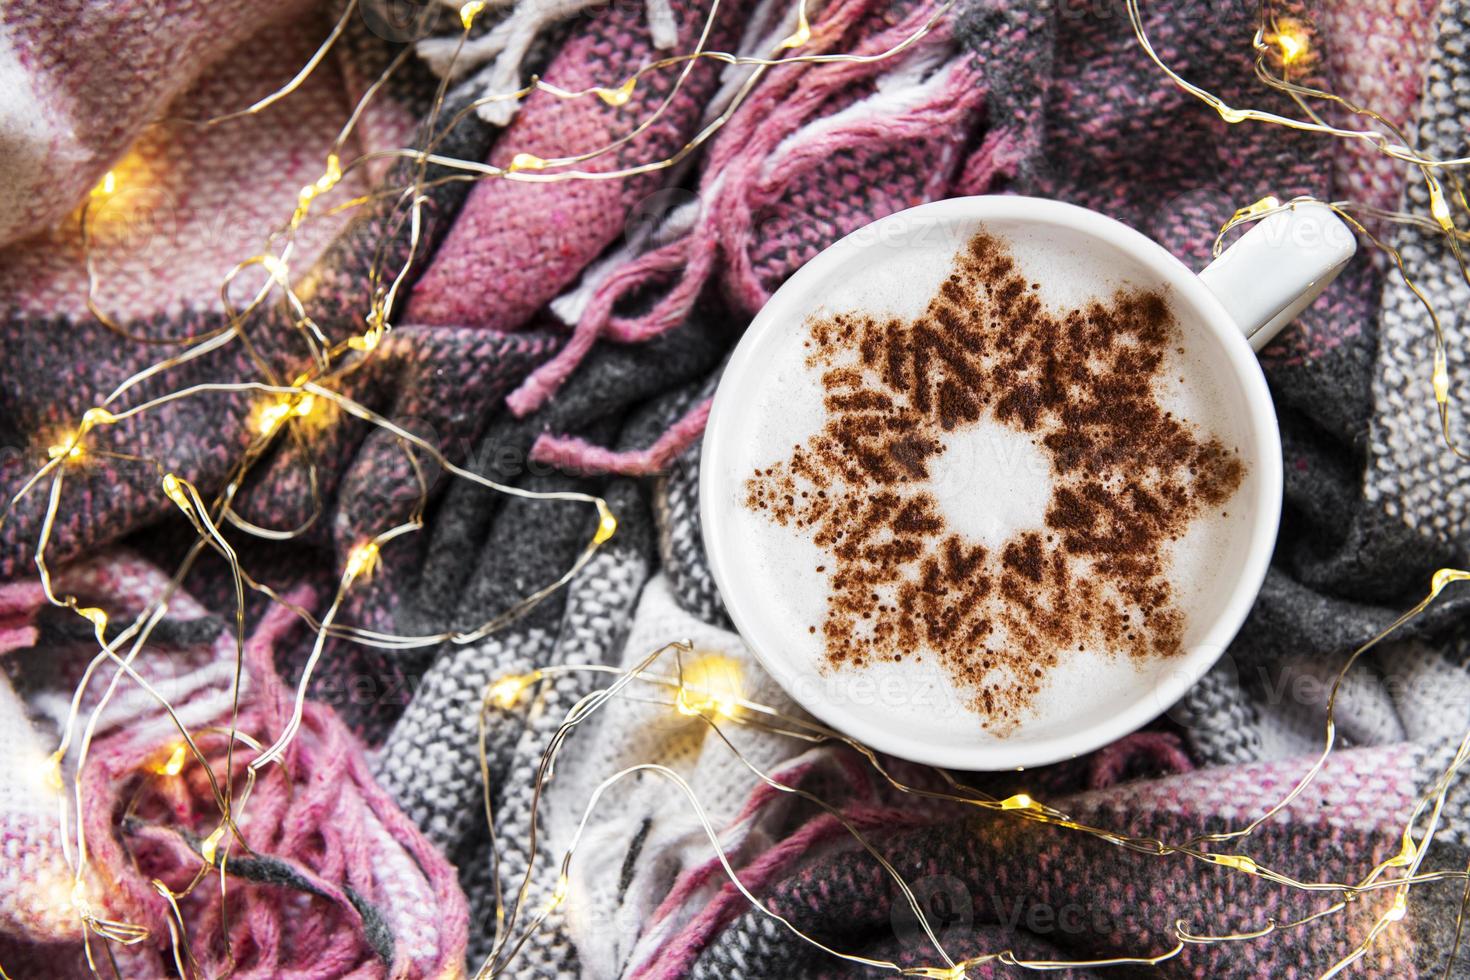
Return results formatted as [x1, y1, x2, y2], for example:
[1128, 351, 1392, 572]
[2, 0, 1469, 976]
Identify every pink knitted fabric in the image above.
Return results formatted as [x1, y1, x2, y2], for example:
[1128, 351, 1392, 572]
[633, 741, 1426, 978]
[403, 0, 744, 332]
[0, 0, 315, 248]
[0, 558, 468, 978]
[1319, 0, 1441, 227]
[0, 7, 409, 324]
[529, 396, 711, 475]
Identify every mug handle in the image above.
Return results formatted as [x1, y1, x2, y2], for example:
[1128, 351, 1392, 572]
[1196, 200, 1357, 351]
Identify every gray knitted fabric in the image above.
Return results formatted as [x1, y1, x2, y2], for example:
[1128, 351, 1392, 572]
[366, 1, 1470, 976]
[1367, 4, 1470, 539]
[652, 381, 730, 629]
[373, 311, 732, 974]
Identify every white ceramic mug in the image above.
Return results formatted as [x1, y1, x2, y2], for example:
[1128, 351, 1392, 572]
[701, 196, 1355, 769]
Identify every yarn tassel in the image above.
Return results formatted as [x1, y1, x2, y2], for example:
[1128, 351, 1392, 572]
[529, 396, 711, 475]
[71, 586, 468, 978]
[1086, 731, 1195, 789]
[505, 0, 970, 419]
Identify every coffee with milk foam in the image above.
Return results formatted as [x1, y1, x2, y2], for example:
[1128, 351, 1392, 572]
[726, 224, 1252, 740]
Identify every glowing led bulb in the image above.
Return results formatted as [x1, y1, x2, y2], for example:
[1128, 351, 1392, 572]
[200, 825, 226, 864]
[487, 672, 539, 709]
[999, 793, 1034, 810]
[46, 406, 119, 460]
[597, 77, 637, 107]
[92, 171, 117, 198]
[1385, 893, 1407, 922]
[508, 153, 548, 173]
[153, 743, 187, 777]
[674, 653, 744, 719]
[161, 473, 191, 510]
[77, 606, 108, 640]
[70, 879, 91, 915]
[1230, 195, 1281, 227]
[778, 5, 811, 49]
[350, 325, 383, 352]
[345, 541, 380, 579]
[256, 402, 291, 435]
[260, 254, 290, 282]
[593, 499, 618, 544]
[460, 0, 485, 29]
[1271, 23, 1310, 65]
[255, 393, 315, 435]
[1429, 181, 1454, 231]
[47, 436, 83, 461]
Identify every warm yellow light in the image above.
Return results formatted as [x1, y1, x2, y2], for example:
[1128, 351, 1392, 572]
[508, 153, 548, 173]
[778, 5, 811, 49]
[1274, 29, 1308, 64]
[460, 0, 485, 29]
[345, 541, 380, 579]
[200, 825, 226, 864]
[1429, 181, 1455, 232]
[487, 672, 539, 710]
[675, 653, 744, 719]
[255, 393, 314, 436]
[47, 436, 83, 461]
[76, 606, 108, 639]
[1263, 18, 1312, 68]
[999, 793, 1034, 810]
[350, 325, 383, 352]
[256, 402, 291, 435]
[593, 499, 618, 544]
[92, 171, 117, 198]
[1229, 195, 1281, 228]
[596, 77, 637, 107]
[260, 254, 290, 282]
[161, 473, 191, 510]
[153, 743, 188, 777]
[1434, 346, 1450, 405]
[1385, 894, 1407, 922]
[46, 407, 118, 461]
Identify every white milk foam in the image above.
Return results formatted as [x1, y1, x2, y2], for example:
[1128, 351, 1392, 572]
[715, 219, 1259, 750]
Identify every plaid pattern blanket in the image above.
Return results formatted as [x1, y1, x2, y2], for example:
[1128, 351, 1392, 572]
[2, 0, 1469, 975]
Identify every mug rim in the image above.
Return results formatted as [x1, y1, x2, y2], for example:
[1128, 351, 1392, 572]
[700, 194, 1284, 770]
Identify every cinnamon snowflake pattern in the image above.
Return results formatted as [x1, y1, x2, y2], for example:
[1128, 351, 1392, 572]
[746, 232, 1246, 731]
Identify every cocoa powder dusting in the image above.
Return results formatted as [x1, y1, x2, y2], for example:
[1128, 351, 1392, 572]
[744, 231, 1246, 732]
